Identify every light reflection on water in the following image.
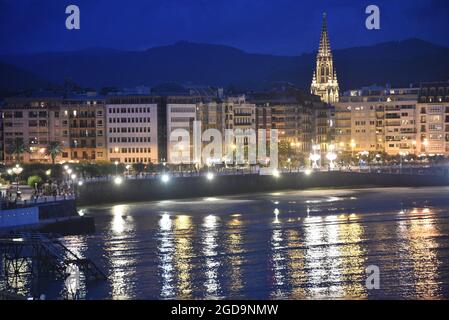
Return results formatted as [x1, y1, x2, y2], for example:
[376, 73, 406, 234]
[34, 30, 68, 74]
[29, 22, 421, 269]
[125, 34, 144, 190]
[3, 187, 449, 300]
[173, 215, 193, 299]
[202, 215, 222, 298]
[397, 209, 442, 298]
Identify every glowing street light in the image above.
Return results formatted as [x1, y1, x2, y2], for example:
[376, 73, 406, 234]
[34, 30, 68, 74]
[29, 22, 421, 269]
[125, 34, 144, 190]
[304, 169, 312, 176]
[161, 174, 170, 183]
[309, 153, 321, 169]
[12, 164, 23, 174]
[114, 176, 123, 185]
[422, 138, 429, 156]
[78, 180, 83, 186]
[206, 172, 214, 181]
[11, 165, 23, 193]
[359, 151, 369, 157]
[309, 145, 321, 169]
[326, 144, 337, 169]
[350, 139, 356, 160]
[114, 161, 119, 175]
[399, 151, 408, 172]
[272, 169, 281, 178]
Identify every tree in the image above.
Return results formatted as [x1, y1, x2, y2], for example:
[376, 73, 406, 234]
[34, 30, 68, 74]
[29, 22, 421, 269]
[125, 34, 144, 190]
[46, 141, 64, 164]
[6, 138, 29, 163]
[278, 141, 293, 166]
[27, 175, 43, 188]
[132, 163, 145, 175]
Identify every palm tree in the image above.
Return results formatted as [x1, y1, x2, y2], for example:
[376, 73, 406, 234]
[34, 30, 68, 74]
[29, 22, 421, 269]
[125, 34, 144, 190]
[6, 138, 29, 163]
[46, 141, 64, 164]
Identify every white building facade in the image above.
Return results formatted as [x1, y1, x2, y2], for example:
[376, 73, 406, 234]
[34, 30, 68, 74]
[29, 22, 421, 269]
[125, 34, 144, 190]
[106, 96, 158, 164]
[167, 103, 197, 164]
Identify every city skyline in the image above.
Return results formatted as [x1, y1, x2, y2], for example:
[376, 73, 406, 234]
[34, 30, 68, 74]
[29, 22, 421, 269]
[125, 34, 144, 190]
[2, 1, 449, 304]
[1, 9, 449, 166]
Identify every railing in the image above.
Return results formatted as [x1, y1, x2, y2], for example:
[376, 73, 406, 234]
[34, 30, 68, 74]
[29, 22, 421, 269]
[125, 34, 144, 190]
[74, 164, 449, 185]
[1, 195, 75, 210]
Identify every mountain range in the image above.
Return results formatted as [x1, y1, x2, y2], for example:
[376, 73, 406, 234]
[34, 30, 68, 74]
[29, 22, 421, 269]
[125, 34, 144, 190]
[1, 38, 448, 96]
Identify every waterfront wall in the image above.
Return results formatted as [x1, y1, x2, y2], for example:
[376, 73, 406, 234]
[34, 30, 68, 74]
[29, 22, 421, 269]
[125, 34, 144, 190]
[76, 171, 449, 206]
[0, 199, 79, 231]
[0, 206, 39, 229]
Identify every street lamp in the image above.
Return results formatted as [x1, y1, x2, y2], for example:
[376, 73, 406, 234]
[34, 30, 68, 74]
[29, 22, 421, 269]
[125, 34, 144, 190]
[399, 151, 408, 173]
[114, 161, 119, 175]
[161, 174, 170, 183]
[309, 145, 321, 169]
[326, 144, 337, 170]
[11, 164, 23, 194]
[423, 138, 429, 156]
[350, 140, 356, 162]
[114, 176, 123, 185]
[206, 172, 214, 181]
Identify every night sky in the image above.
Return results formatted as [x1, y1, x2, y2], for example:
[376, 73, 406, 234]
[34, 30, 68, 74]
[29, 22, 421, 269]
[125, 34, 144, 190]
[1, 0, 448, 55]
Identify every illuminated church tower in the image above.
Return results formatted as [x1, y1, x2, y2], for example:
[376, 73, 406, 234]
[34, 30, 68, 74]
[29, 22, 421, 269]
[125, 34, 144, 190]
[311, 13, 339, 104]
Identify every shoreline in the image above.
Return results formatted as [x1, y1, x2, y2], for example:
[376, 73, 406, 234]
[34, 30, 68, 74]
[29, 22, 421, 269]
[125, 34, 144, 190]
[76, 171, 449, 207]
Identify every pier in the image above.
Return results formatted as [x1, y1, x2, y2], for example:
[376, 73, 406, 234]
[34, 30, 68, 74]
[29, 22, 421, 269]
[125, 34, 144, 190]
[0, 232, 106, 298]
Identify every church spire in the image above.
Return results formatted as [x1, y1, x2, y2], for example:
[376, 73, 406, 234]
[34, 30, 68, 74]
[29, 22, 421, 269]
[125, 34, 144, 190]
[318, 12, 331, 56]
[310, 12, 339, 104]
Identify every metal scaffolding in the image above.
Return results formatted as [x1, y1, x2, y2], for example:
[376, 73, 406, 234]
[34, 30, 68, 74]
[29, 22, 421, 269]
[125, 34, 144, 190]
[0, 232, 106, 299]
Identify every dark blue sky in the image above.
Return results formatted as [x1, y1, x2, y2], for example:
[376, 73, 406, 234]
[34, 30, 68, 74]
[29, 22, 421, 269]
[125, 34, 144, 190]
[1, 0, 448, 55]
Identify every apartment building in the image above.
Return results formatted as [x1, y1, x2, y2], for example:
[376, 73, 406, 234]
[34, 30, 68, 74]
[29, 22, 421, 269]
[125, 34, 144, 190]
[63, 94, 107, 162]
[2, 95, 66, 164]
[222, 96, 256, 131]
[252, 95, 314, 156]
[106, 95, 158, 164]
[166, 96, 201, 164]
[416, 82, 449, 155]
[254, 98, 302, 144]
[334, 85, 420, 156]
[312, 103, 335, 153]
[196, 101, 221, 131]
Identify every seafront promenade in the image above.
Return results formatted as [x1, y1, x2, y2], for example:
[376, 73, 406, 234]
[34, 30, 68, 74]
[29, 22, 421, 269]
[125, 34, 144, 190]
[75, 169, 449, 206]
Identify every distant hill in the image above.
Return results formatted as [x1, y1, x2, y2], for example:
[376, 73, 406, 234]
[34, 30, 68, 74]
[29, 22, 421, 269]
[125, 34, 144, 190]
[0, 61, 51, 96]
[1, 39, 448, 94]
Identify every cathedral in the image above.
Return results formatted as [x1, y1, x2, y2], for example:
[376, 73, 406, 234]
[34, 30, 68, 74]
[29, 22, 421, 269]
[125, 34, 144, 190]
[310, 13, 339, 104]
